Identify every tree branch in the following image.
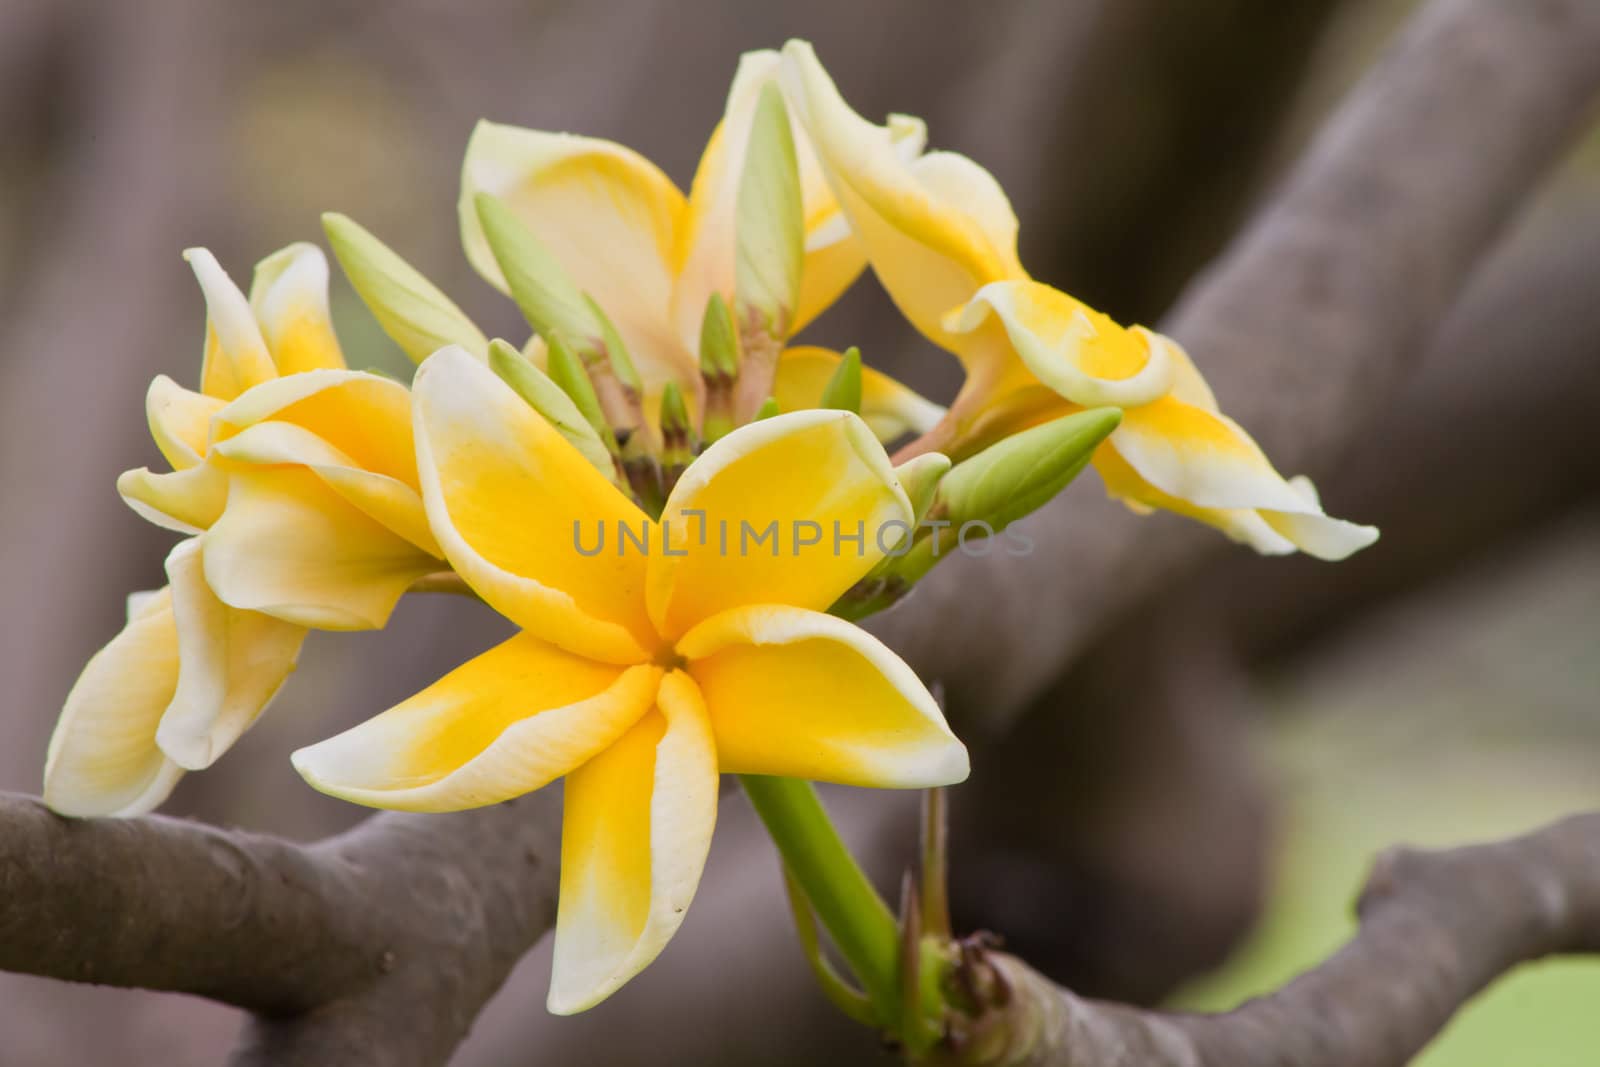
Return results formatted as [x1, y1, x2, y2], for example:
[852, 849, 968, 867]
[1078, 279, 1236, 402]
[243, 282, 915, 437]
[0, 791, 561, 1067]
[944, 813, 1600, 1067]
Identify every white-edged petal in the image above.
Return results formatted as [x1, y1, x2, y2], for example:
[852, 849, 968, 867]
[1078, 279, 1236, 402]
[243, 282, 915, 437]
[293, 635, 659, 812]
[548, 670, 717, 1014]
[43, 586, 186, 817]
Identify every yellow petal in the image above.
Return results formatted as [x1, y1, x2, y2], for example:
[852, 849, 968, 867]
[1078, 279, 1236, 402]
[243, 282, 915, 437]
[1112, 398, 1323, 513]
[1261, 476, 1381, 561]
[793, 113, 928, 335]
[1146, 328, 1219, 412]
[146, 375, 224, 470]
[413, 346, 654, 662]
[43, 587, 186, 816]
[772, 345, 945, 442]
[1094, 431, 1378, 561]
[202, 465, 439, 630]
[185, 248, 279, 401]
[550, 670, 717, 1014]
[156, 538, 307, 769]
[647, 409, 912, 640]
[460, 121, 690, 391]
[117, 462, 228, 535]
[292, 634, 659, 812]
[248, 242, 347, 375]
[214, 369, 419, 486]
[680, 604, 967, 787]
[212, 421, 441, 557]
[780, 41, 1020, 361]
[949, 280, 1176, 407]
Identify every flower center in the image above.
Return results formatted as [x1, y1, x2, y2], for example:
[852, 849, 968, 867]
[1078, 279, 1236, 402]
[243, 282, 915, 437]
[651, 643, 688, 672]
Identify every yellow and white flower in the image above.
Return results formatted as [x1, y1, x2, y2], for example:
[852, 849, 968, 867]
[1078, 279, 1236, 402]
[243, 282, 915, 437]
[292, 346, 968, 1013]
[779, 40, 1376, 560]
[458, 48, 939, 442]
[44, 244, 445, 817]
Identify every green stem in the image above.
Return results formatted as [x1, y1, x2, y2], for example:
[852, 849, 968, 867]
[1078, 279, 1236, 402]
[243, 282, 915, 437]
[739, 775, 901, 1026]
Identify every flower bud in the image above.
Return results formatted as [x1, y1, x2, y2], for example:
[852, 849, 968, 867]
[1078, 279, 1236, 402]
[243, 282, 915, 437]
[322, 213, 488, 363]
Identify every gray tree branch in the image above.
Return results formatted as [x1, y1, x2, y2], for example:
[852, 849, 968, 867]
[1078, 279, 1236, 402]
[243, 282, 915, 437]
[943, 813, 1600, 1067]
[0, 792, 561, 1067]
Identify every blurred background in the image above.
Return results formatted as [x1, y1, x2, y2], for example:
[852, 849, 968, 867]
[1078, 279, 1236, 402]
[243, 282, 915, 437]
[1, 0, 1598, 1063]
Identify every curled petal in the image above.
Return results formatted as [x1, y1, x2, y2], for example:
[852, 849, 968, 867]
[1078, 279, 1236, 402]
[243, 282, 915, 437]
[793, 113, 926, 335]
[647, 409, 913, 640]
[202, 466, 439, 630]
[680, 604, 968, 787]
[1111, 398, 1324, 514]
[117, 462, 227, 535]
[156, 538, 307, 769]
[44, 587, 186, 817]
[249, 242, 347, 375]
[1095, 436, 1378, 561]
[780, 41, 1019, 360]
[460, 121, 689, 389]
[146, 375, 224, 470]
[185, 248, 278, 401]
[212, 422, 441, 557]
[413, 346, 654, 662]
[549, 670, 717, 1014]
[214, 369, 419, 487]
[773, 346, 945, 442]
[949, 280, 1175, 408]
[292, 635, 659, 812]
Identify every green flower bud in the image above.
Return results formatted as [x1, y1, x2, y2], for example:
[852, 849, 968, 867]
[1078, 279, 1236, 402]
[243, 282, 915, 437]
[937, 407, 1122, 532]
[488, 340, 617, 479]
[473, 193, 600, 350]
[545, 334, 614, 449]
[735, 84, 804, 340]
[820, 346, 863, 413]
[894, 452, 951, 525]
[584, 293, 641, 394]
[321, 213, 488, 363]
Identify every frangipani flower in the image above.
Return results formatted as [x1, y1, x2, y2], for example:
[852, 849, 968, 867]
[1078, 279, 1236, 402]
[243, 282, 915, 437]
[458, 48, 937, 443]
[780, 41, 1377, 560]
[45, 244, 445, 817]
[292, 346, 968, 1012]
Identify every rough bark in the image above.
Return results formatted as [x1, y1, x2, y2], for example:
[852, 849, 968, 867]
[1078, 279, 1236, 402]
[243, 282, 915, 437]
[0, 791, 562, 1067]
[941, 814, 1600, 1067]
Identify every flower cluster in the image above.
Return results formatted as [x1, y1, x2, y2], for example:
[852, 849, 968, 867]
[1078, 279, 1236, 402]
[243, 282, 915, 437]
[45, 41, 1374, 1013]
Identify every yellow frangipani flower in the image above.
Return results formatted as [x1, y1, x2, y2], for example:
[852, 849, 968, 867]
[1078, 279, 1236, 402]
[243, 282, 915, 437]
[45, 244, 445, 817]
[779, 41, 1377, 560]
[457, 48, 938, 442]
[292, 346, 968, 1013]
